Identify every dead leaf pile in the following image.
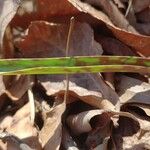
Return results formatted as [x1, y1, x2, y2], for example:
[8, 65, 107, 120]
[0, 0, 150, 150]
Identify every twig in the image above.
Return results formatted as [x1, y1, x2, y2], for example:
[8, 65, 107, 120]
[64, 17, 75, 102]
[125, 0, 133, 17]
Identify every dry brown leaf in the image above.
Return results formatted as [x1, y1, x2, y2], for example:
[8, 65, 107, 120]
[121, 116, 150, 150]
[16, 21, 119, 109]
[39, 100, 66, 150]
[113, 0, 125, 8]
[118, 75, 150, 104]
[0, 103, 42, 150]
[62, 127, 79, 150]
[122, 103, 150, 119]
[119, 106, 150, 149]
[0, 0, 22, 48]
[93, 74, 120, 107]
[86, 0, 137, 33]
[17, 21, 103, 57]
[93, 140, 108, 150]
[4, 75, 34, 101]
[66, 109, 139, 135]
[37, 0, 79, 17]
[0, 76, 5, 96]
[136, 23, 150, 35]
[133, 0, 150, 13]
[66, 110, 109, 135]
[68, 0, 150, 56]
[3, 26, 14, 58]
[136, 7, 150, 23]
[110, 115, 140, 150]
[0, 115, 13, 130]
[11, 0, 79, 29]
[0, 76, 7, 110]
[67, 109, 140, 149]
[40, 79, 116, 110]
[85, 112, 113, 149]
[96, 36, 136, 56]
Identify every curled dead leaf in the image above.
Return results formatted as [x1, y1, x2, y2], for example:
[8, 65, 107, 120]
[39, 100, 66, 150]
[16, 21, 119, 109]
[118, 75, 150, 104]
[68, 0, 150, 56]
[66, 110, 108, 135]
[0, 0, 22, 48]
[0, 103, 42, 150]
[4, 75, 34, 101]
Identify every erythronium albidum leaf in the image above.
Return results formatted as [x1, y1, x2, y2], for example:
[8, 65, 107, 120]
[0, 56, 149, 75]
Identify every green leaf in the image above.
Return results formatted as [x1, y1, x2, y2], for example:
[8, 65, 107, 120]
[0, 56, 149, 75]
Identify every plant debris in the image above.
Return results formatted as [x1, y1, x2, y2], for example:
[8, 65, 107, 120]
[0, 0, 150, 150]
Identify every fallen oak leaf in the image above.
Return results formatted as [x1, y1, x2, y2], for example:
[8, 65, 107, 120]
[10, 0, 80, 30]
[86, 0, 138, 33]
[68, 0, 150, 56]
[17, 21, 103, 58]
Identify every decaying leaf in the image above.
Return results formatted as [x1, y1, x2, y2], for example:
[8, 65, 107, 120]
[121, 115, 150, 150]
[4, 75, 34, 101]
[86, 0, 137, 33]
[17, 21, 103, 57]
[68, 0, 150, 56]
[136, 8, 150, 23]
[0, 103, 41, 150]
[118, 75, 150, 104]
[37, 0, 79, 17]
[113, 0, 125, 8]
[67, 109, 140, 149]
[0, 0, 150, 149]
[62, 127, 79, 150]
[133, 0, 150, 13]
[16, 21, 119, 109]
[96, 36, 136, 56]
[0, 0, 22, 48]
[39, 100, 66, 150]
[66, 110, 109, 135]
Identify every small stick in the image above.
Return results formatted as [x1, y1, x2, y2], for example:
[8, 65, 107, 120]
[64, 17, 75, 102]
[125, 0, 133, 17]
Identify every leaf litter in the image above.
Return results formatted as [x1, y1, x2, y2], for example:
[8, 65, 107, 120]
[0, 0, 150, 150]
